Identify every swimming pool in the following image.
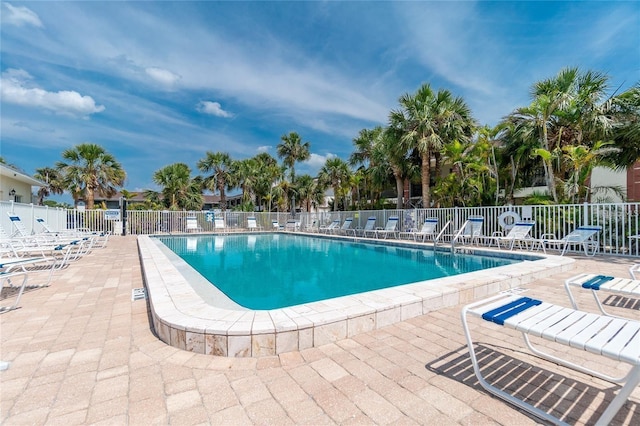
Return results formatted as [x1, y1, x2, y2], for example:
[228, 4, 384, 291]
[138, 233, 575, 357]
[156, 234, 518, 309]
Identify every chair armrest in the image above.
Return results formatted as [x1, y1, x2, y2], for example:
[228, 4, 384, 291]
[540, 233, 556, 240]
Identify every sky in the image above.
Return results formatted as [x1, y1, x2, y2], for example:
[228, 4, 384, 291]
[1, 1, 639, 201]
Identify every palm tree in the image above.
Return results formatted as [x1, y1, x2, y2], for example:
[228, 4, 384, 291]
[562, 141, 619, 203]
[504, 67, 615, 202]
[609, 82, 640, 166]
[34, 167, 65, 205]
[56, 143, 126, 209]
[389, 84, 475, 207]
[197, 152, 234, 211]
[295, 174, 316, 212]
[318, 157, 351, 211]
[277, 132, 311, 183]
[152, 163, 203, 210]
[350, 126, 383, 208]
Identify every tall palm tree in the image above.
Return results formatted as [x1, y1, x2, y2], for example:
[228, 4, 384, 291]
[389, 84, 475, 207]
[277, 132, 311, 182]
[197, 152, 235, 211]
[152, 163, 202, 210]
[56, 143, 126, 209]
[350, 126, 383, 208]
[34, 167, 65, 205]
[318, 157, 351, 211]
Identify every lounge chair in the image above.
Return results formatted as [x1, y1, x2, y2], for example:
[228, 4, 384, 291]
[486, 221, 536, 250]
[452, 216, 484, 246]
[359, 216, 377, 238]
[630, 264, 639, 280]
[539, 225, 602, 256]
[375, 217, 399, 239]
[319, 219, 340, 234]
[247, 217, 262, 231]
[334, 218, 354, 235]
[285, 219, 299, 231]
[272, 220, 283, 231]
[303, 220, 318, 233]
[0, 252, 61, 311]
[399, 217, 438, 242]
[214, 217, 227, 233]
[564, 273, 640, 319]
[462, 290, 640, 426]
[186, 216, 200, 233]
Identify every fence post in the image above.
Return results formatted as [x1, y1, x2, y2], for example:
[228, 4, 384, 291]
[583, 202, 589, 226]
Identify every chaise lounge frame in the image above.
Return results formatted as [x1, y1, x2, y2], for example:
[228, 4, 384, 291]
[461, 290, 640, 426]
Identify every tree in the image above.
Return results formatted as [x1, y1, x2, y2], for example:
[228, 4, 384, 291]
[608, 82, 640, 167]
[389, 84, 475, 207]
[152, 163, 203, 210]
[197, 152, 235, 211]
[318, 157, 351, 211]
[277, 132, 310, 183]
[56, 143, 125, 209]
[34, 167, 65, 205]
[504, 67, 616, 202]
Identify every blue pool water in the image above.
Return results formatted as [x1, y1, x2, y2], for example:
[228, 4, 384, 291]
[156, 233, 519, 310]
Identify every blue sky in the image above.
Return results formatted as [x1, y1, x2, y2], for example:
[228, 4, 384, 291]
[1, 1, 638, 200]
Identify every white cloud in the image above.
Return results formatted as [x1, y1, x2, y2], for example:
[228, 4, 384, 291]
[306, 153, 335, 169]
[3, 3, 43, 27]
[196, 101, 233, 118]
[145, 67, 181, 86]
[257, 146, 272, 152]
[0, 69, 105, 117]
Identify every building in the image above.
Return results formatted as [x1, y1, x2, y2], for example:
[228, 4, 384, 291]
[0, 163, 46, 204]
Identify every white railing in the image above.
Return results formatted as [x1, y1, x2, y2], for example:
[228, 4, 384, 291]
[1, 201, 638, 257]
[0, 201, 68, 236]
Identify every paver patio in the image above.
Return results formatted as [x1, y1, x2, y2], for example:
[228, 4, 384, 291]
[1, 236, 638, 425]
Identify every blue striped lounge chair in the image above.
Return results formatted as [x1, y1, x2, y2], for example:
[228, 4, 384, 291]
[462, 290, 640, 426]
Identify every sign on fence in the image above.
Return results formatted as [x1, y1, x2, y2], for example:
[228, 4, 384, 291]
[104, 209, 121, 221]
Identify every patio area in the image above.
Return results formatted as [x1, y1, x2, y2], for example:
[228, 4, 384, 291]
[1, 236, 638, 425]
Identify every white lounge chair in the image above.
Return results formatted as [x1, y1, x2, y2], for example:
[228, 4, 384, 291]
[399, 217, 438, 242]
[539, 225, 602, 256]
[186, 216, 200, 233]
[564, 273, 640, 319]
[375, 217, 399, 239]
[285, 219, 299, 231]
[452, 216, 484, 246]
[272, 220, 283, 231]
[462, 290, 640, 426]
[214, 217, 227, 233]
[334, 218, 354, 235]
[247, 217, 262, 231]
[0, 252, 61, 311]
[630, 264, 639, 280]
[360, 216, 377, 238]
[319, 219, 340, 234]
[487, 221, 536, 250]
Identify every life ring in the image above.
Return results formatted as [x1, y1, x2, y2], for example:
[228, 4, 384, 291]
[498, 211, 520, 230]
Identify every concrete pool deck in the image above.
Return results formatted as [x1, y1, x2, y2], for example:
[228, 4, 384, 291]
[1, 236, 638, 425]
[139, 233, 575, 357]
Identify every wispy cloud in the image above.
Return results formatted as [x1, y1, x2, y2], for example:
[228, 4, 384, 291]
[2, 3, 43, 28]
[196, 101, 233, 118]
[0, 69, 105, 117]
[145, 67, 181, 87]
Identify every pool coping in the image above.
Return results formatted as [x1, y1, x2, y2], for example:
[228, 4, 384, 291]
[137, 233, 575, 357]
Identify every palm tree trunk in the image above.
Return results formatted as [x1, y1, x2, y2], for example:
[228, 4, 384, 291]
[421, 151, 431, 207]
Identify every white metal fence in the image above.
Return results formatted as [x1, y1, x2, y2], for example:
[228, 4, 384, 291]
[1, 201, 638, 257]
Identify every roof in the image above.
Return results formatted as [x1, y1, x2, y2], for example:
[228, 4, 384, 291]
[0, 163, 46, 186]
